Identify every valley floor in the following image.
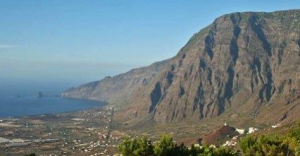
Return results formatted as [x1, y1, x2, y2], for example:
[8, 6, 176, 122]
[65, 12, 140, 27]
[0, 106, 287, 156]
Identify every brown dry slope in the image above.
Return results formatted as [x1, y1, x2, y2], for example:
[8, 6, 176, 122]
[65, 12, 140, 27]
[62, 10, 300, 125]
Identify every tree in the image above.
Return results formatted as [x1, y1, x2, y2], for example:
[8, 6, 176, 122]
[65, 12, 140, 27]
[154, 134, 175, 156]
[239, 133, 300, 156]
[118, 135, 236, 156]
[135, 136, 155, 156]
[118, 136, 154, 156]
[118, 137, 140, 156]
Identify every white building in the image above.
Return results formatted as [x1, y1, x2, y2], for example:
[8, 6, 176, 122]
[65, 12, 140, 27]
[248, 127, 258, 134]
[236, 128, 245, 135]
[272, 124, 281, 128]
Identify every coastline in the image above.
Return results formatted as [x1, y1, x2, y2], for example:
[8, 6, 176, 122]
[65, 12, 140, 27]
[0, 103, 120, 156]
[0, 97, 107, 119]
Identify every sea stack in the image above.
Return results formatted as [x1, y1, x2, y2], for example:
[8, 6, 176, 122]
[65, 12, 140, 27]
[35, 92, 43, 98]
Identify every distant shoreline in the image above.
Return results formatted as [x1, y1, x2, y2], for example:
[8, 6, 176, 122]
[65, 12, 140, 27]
[0, 97, 107, 119]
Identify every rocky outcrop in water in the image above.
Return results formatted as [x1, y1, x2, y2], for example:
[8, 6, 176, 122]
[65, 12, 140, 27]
[35, 92, 43, 98]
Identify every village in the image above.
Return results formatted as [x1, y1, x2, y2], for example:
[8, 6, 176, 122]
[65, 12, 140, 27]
[0, 104, 284, 156]
[0, 106, 128, 156]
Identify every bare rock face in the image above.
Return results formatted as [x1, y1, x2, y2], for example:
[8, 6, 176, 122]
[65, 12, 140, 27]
[62, 10, 300, 124]
[61, 60, 169, 104]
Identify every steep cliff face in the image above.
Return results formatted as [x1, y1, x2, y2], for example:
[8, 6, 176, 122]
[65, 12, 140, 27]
[61, 60, 170, 104]
[62, 10, 300, 124]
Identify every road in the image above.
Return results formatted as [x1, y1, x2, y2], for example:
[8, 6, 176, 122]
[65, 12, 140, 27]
[106, 107, 114, 143]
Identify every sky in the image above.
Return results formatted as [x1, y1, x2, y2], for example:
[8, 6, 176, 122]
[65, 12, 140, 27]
[0, 0, 300, 94]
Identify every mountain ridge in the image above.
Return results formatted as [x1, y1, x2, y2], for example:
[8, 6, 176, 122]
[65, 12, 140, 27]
[62, 9, 300, 125]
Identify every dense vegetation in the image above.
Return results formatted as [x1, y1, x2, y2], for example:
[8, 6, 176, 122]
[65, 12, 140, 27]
[239, 124, 300, 156]
[117, 123, 300, 156]
[117, 135, 236, 156]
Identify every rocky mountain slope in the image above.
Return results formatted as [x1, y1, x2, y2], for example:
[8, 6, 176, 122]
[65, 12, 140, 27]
[62, 10, 300, 124]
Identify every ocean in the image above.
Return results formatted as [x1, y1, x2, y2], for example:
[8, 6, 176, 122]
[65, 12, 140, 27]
[0, 80, 105, 118]
[0, 97, 105, 118]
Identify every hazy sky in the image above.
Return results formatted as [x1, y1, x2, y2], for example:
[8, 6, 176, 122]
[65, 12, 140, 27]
[1, 0, 300, 89]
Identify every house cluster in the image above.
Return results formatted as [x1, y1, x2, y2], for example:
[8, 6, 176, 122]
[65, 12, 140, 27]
[235, 127, 258, 135]
[72, 138, 117, 155]
[221, 123, 259, 147]
[0, 136, 59, 147]
[222, 136, 238, 147]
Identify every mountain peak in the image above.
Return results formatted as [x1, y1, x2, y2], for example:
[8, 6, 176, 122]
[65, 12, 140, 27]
[62, 9, 300, 125]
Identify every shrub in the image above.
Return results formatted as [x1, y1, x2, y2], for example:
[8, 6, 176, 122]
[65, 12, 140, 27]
[118, 136, 154, 156]
[239, 131, 300, 156]
[118, 122, 300, 156]
[118, 135, 235, 156]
